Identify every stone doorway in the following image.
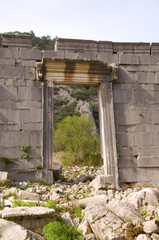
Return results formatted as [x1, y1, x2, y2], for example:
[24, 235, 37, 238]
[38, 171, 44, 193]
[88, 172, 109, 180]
[37, 59, 119, 188]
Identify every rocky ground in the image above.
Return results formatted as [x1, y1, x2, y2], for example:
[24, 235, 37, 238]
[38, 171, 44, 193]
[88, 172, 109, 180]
[1, 166, 159, 239]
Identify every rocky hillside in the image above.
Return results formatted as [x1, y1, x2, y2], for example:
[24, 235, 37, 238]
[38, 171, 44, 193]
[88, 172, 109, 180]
[53, 85, 99, 131]
[1, 167, 159, 239]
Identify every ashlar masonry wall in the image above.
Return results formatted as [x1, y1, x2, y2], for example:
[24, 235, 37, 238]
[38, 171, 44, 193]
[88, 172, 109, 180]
[1, 34, 159, 186]
[0, 36, 46, 182]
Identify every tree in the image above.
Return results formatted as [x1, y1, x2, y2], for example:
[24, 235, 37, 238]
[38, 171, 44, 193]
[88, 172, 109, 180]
[54, 115, 102, 166]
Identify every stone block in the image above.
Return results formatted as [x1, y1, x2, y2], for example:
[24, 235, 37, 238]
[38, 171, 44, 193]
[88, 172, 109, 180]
[21, 60, 36, 67]
[0, 146, 22, 159]
[7, 109, 30, 123]
[29, 130, 42, 146]
[134, 132, 154, 146]
[2, 34, 32, 48]
[19, 49, 41, 60]
[91, 175, 114, 190]
[17, 86, 42, 101]
[98, 41, 113, 53]
[113, 89, 132, 103]
[64, 51, 97, 61]
[0, 58, 15, 65]
[0, 85, 17, 100]
[119, 167, 159, 183]
[55, 38, 98, 52]
[53, 162, 62, 180]
[138, 156, 159, 168]
[116, 133, 135, 147]
[155, 72, 159, 83]
[0, 65, 29, 79]
[0, 131, 30, 147]
[97, 53, 118, 64]
[113, 42, 150, 54]
[138, 55, 159, 64]
[0, 47, 18, 59]
[17, 191, 40, 200]
[22, 123, 42, 131]
[11, 169, 54, 184]
[135, 72, 155, 84]
[119, 54, 139, 64]
[118, 157, 137, 168]
[0, 171, 12, 181]
[30, 108, 42, 123]
[117, 68, 136, 83]
[151, 43, 159, 56]
[42, 50, 65, 58]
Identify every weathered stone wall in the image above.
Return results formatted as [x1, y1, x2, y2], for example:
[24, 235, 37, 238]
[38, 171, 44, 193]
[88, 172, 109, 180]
[55, 39, 159, 185]
[1, 34, 159, 185]
[0, 36, 44, 181]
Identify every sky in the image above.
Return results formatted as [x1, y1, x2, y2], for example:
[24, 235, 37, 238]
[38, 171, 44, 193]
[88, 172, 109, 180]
[1, 0, 159, 43]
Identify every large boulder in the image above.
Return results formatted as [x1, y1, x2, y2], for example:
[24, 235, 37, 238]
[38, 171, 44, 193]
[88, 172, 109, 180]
[0, 219, 44, 240]
[107, 200, 145, 222]
[84, 204, 124, 240]
[126, 188, 159, 209]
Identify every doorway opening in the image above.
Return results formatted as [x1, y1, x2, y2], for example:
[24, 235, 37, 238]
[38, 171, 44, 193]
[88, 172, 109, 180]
[53, 84, 103, 169]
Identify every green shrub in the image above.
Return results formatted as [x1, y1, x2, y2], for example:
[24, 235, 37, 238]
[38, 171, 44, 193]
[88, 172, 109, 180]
[12, 199, 37, 207]
[44, 200, 65, 212]
[74, 207, 84, 221]
[43, 218, 83, 240]
[54, 115, 101, 166]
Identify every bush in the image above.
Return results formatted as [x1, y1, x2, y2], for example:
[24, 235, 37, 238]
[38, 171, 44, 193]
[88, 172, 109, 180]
[43, 218, 83, 240]
[54, 115, 102, 166]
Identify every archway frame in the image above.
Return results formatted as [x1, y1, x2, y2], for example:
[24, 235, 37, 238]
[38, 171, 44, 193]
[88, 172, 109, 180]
[37, 59, 119, 189]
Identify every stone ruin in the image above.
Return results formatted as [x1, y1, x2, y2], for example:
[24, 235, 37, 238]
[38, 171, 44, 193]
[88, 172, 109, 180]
[1, 34, 159, 188]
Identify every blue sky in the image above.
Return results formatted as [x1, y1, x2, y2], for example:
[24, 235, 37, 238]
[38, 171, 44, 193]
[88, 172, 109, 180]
[1, 0, 159, 42]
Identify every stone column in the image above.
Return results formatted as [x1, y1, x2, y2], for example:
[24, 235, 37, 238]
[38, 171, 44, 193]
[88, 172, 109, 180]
[42, 80, 54, 169]
[98, 81, 119, 189]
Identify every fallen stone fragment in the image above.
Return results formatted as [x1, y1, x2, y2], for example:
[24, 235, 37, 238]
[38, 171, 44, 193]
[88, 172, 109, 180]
[0, 207, 56, 234]
[18, 181, 28, 189]
[91, 175, 114, 190]
[78, 219, 92, 235]
[73, 173, 93, 184]
[84, 204, 124, 240]
[17, 190, 40, 200]
[0, 171, 12, 181]
[107, 201, 145, 222]
[108, 232, 125, 240]
[0, 219, 44, 240]
[61, 212, 75, 226]
[136, 234, 151, 240]
[143, 220, 159, 234]
[126, 188, 159, 209]
[84, 233, 96, 240]
[151, 233, 159, 239]
[75, 194, 108, 207]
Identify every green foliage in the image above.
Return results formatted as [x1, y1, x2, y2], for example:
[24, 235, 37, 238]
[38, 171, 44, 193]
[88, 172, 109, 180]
[0, 180, 10, 189]
[21, 145, 31, 160]
[73, 207, 84, 221]
[35, 165, 43, 170]
[0, 196, 5, 210]
[140, 210, 149, 218]
[54, 115, 102, 166]
[44, 200, 65, 212]
[12, 199, 37, 207]
[71, 86, 98, 101]
[54, 102, 80, 128]
[43, 218, 83, 240]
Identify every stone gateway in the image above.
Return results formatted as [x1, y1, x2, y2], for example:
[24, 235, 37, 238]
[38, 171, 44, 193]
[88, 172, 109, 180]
[1, 34, 159, 187]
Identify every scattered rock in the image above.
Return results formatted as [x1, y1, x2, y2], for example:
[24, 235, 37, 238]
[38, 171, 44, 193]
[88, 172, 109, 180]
[91, 175, 114, 191]
[136, 234, 151, 240]
[143, 220, 159, 234]
[151, 233, 159, 239]
[0, 171, 12, 181]
[73, 173, 93, 184]
[18, 181, 28, 189]
[61, 212, 75, 226]
[17, 190, 40, 201]
[0, 219, 44, 240]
